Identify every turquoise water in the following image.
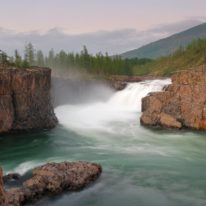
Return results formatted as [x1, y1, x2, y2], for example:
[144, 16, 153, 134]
[0, 80, 206, 206]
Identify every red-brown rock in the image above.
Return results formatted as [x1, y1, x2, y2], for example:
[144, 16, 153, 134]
[141, 65, 206, 129]
[6, 161, 102, 206]
[0, 168, 8, 206]
[0, 67, 57, 133]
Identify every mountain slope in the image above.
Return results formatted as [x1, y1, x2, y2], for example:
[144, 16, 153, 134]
[121, 23, 206, 59]
[132, 38, 206, 76]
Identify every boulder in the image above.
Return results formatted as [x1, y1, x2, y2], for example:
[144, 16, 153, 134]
[6, 161, 102, 206]
[141, 65, 206, 129]
[109, 80, 127, 91]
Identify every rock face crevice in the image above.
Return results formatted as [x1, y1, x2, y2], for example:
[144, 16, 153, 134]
[141, 65, 206, 129]
[0, 168, 8, 206]
[0, 67, 57, 133]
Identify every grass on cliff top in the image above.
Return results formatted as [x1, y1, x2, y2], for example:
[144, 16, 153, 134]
[132, 38, 206, 76]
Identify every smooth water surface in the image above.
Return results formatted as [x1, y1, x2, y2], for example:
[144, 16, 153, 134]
[0, 80, 206, 206]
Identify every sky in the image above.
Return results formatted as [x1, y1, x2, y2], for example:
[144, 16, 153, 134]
[0, 0, 206, 54]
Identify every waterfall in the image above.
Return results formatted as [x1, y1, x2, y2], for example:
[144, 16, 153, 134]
[55, 79, 171, 132]
[108, 79, 171, 111]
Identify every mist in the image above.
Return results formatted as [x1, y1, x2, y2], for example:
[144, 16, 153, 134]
[51, 77, 115, 107]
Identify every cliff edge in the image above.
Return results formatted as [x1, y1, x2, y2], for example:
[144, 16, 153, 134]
[0, 67, 57, 133]
[141, 65, 206, 129]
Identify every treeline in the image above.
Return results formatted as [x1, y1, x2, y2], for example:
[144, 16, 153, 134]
[0, 43, 151, 77]
[2, 38, 206, 77]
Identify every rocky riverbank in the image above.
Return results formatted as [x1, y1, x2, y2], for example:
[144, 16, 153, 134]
[1, 161, 102, 206]
[0, 67, 57, 133]
[141, 65, 206, 129]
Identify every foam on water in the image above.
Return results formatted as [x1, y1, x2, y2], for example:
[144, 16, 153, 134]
[11, 161, 41, 175]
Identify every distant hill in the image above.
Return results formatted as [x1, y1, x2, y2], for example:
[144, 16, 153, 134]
[121, 23, 206, 59]
[132, 38, 206, 76]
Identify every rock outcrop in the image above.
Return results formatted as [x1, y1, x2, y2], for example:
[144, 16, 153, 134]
[0, 168, 8, 206]
[109, 80, 127, 91]
[2, 161, 101, 206]
[141, 65, 206, 129]
[0, 67, 57, 133]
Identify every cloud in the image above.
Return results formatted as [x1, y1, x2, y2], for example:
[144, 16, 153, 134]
[0, 18, 205, 56]
[0, 28, 144, 55]
[149, 17, 206, 35]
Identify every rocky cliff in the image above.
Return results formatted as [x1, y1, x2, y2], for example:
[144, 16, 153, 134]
[0, 67, 57, 133]
[141, 65, 206, 129]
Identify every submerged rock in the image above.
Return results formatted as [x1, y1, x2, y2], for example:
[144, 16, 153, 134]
[3, 173, 21, 183]
[141, 65, 206, 129]
[0, 67, 57, 133]
[5, 161, 102, 206]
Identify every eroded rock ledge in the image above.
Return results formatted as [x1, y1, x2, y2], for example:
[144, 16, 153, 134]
[0, 67, 57, 133]
[1, 161, 102, 206]
[141, 65, 206, 129]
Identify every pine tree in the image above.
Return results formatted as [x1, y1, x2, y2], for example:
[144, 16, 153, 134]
[36, 50, 44, 66]
[0, 50, 9, 65]
[48, 49, 55, 66]
[24, 43, 35, 65]
[14, 50, 22, 67]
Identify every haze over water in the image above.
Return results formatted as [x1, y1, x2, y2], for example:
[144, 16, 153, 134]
[0, 79, 206, 206]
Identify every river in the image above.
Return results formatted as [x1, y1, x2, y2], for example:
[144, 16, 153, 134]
[0, 79, 206, 206]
